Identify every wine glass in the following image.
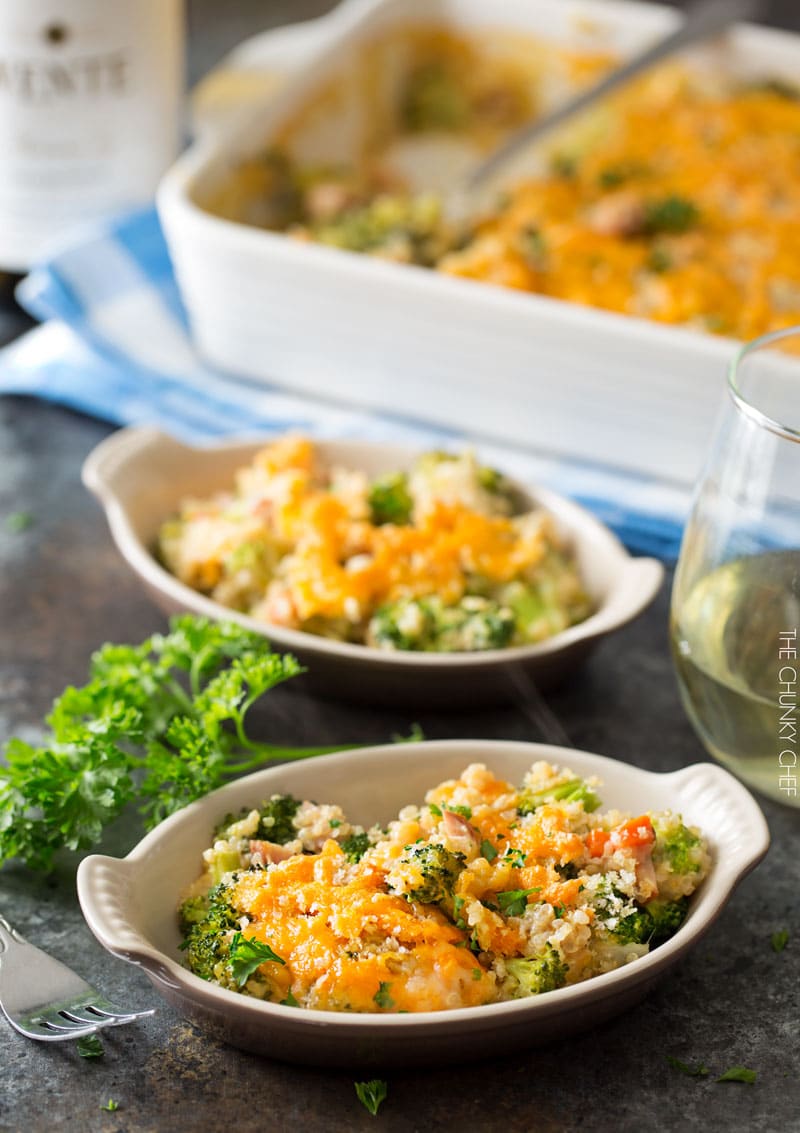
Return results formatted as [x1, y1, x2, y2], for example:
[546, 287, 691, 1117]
[670, 326, 800, 806]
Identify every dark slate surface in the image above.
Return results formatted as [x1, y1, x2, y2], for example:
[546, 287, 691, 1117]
[1, 2, 799, 1130]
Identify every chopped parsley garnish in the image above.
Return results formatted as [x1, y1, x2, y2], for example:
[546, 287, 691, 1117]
[229, 932, 285, 986]
[453, 895, 467, 929]
[280, 990, 300, 1007]
[354, 1079, 388, 1116]
[503, 847, 527, 868]
[101, 1100, 119, 1112]
[646, 247, 672, 274]
[373, 982, 395, 1010]
[480, 839, 498, 862]
[666, 1055, 710, 1078]
[447, 804, 473, 819]
[428, 803, 443, 817]
[517, 225, 547, 268]
[496, 888, 540, 917]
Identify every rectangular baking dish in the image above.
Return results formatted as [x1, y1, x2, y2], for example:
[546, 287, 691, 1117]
[157, 0, 800, 486]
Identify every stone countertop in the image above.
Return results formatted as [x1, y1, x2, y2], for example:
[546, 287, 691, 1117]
[2, 404, 797, 1133]
[1, 2, 799, 1130]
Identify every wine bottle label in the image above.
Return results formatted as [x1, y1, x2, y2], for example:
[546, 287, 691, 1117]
[0, 0, 184, 270]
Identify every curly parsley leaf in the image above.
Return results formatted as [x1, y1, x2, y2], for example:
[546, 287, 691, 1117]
[354, 1079, 388, 1116]
[0, 616, 354, 871]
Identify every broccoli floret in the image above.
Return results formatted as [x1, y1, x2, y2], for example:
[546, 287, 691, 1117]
[178, 894, 209, 929]
[505, 945, 568, 997]
[401, 62, 469, 132]
[369, 595, 514, 653]
[517, 778, 601, 815]
[368, 472, 413, 526]
[612, 909, 655, 946]
[311, 193, 447, 266]
[179, 883, 240, 984]
[654, 821, 703, 874]
[644, 195, 700, 235]
[396, 843, 465, 905]
[612, 897, 689, 946]
[433, 598, 515, 652]
[256, 795, 301, 844]
[368, 598, 437, 650]
[646, 897, 690, 943]
[340, 831, 372, 863]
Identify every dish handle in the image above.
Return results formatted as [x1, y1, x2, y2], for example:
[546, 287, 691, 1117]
[77, 854, 184, 989]
[574, 555, 665, 641]
[81, 426, 186, 505]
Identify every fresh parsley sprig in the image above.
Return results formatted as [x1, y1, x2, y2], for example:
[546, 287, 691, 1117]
[0, 616, 350, 871]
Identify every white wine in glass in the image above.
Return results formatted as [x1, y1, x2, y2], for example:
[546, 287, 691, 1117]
[671, 328, 800, 806]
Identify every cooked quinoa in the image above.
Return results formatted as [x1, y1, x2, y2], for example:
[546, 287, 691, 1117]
[158, 437, 591, 651]
[178, 760, 710, 1012]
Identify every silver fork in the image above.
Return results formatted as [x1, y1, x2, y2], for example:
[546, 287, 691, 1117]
[0, 915, 155, 1042]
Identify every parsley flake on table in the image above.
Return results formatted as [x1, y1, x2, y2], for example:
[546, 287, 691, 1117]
[717, 1066, 757, 1084]
[771, 929, 790, 953]
[666, 1055, 709, 1078]
[4, 511, 33, 533]
[101, 1099, 120, 1112]
[76, 1034, 104, 1059]
[354, 1079, 388, 1116]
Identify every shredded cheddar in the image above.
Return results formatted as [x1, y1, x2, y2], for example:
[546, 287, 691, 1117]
[159, 439, 591, 651]
[178, 759, 711, 1012]
[207, 21, 800, 342]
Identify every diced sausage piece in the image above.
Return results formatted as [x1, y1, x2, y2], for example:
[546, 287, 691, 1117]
[588, 191, 647, 238]
[305, 182, 360, 222]
[249, 839, 296, 865]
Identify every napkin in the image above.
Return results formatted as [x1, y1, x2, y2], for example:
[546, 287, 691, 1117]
[0, 205, 692, 560]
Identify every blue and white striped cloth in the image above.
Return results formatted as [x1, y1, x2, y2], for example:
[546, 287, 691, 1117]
[0, 206, 693, 559]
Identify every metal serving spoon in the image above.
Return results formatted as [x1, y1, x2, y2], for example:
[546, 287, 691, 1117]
[450, 0, 767, 212]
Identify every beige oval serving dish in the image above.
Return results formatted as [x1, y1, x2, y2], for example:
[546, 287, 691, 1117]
[82, 426, 663, 707]
[77, 739, 769, 1068]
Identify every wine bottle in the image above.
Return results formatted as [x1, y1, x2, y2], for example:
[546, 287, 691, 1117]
[0, 0, 184, 272]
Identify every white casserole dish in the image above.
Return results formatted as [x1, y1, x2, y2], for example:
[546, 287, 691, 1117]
[76, 739, 770, 1067]
[158, 0, 800, 486]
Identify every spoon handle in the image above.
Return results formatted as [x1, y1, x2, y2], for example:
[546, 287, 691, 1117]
[462, 0, 766, 194]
